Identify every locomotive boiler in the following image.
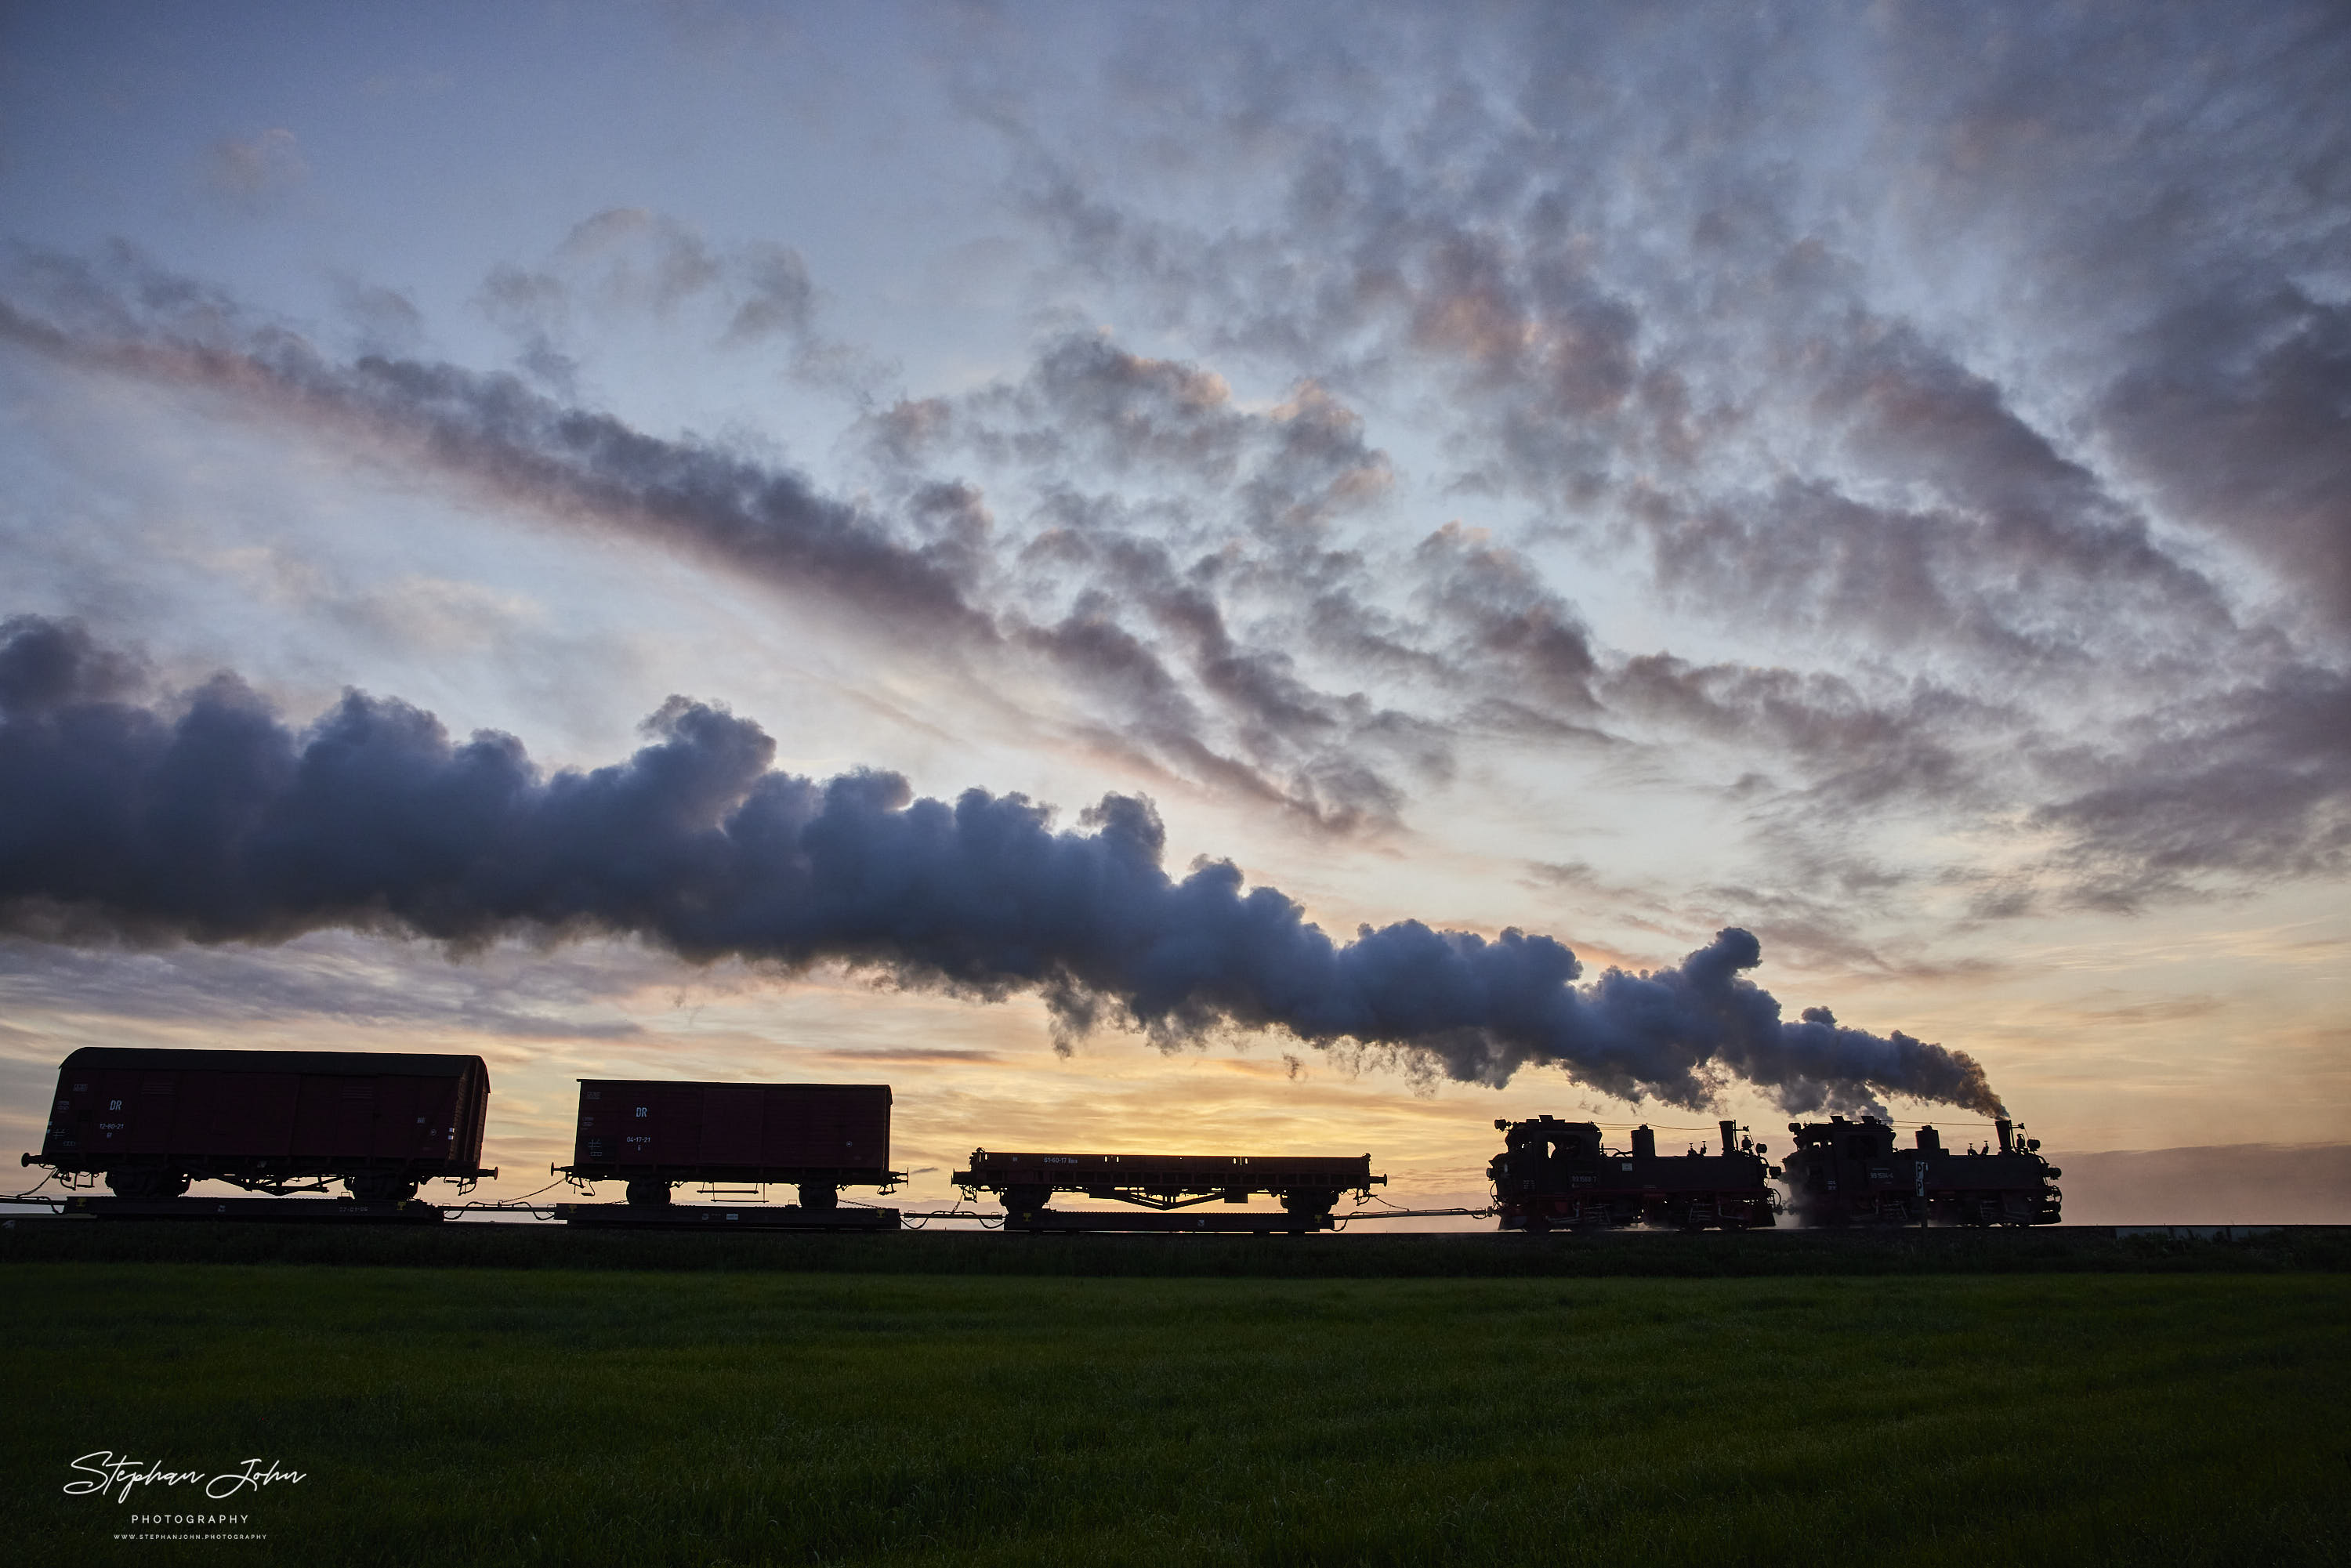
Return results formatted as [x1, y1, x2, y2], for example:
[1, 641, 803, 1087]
[1780, 1113, 2061, 1226]
[1487, 1115, 1780, 1230]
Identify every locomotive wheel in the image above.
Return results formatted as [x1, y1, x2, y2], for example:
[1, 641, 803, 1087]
[1522, 1214, 1553, 1234]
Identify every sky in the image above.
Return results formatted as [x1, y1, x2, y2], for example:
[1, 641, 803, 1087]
[1, 1, 2346, 1218]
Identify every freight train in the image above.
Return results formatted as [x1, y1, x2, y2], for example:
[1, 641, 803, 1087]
[16, 1046, 2061, 1229]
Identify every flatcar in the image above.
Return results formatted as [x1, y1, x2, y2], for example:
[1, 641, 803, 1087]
[1488, 1115, 1780, 1230]
[557, 1078, 899, 1209]
[21, 1046, 494, 1200]
[1780, 1114, 2061, 1226]
[954, 1150, 1385, 1231]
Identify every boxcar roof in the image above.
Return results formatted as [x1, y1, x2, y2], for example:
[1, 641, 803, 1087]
[576, 1079, 889, 1095]
[59, 1046, 489, 1077]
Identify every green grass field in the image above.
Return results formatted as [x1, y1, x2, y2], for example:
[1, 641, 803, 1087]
[4, 1254, 2346, 1566]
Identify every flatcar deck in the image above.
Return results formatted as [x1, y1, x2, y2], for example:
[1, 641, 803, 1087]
[1003, 1208, 1335, 1233]
[554, 1202, 900, 1231]
[60, 1195, 448, 1222]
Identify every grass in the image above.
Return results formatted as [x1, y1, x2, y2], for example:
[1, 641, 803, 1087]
[2, 1261, 2345, 1566]
[5, 1215, 2349, 1276]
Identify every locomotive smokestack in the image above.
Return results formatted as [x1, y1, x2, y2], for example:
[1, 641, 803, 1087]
[1632, 1126, 1657, 1159]
[1916, 1126, 1942, 1154]
[1996, 1118, 2014, 1154]
[1719, 1119, 1737, 1157]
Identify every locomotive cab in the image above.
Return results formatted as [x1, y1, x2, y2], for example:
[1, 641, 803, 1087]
[1489, 1117, 1609, 1195]
[1782, 1115, 1911, 1225]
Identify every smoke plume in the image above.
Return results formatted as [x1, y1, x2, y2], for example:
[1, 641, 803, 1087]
[0, 615, 2001, 1113]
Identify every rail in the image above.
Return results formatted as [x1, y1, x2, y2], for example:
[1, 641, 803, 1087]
[5, 1195, 2343, 1239]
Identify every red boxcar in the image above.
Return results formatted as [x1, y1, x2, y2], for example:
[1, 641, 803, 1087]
[560, 1080, 897, 1208]
[23, 1047, 494, 1200]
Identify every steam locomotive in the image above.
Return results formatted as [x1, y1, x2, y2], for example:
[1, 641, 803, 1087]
[1487, 1110, 2062, 1230]
[19, 1045, 2062, 1229]
[1488, 1115, 1780, 1231]
[1780, 1113, 2062, 1227]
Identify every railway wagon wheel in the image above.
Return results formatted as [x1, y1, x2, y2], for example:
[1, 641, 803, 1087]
[106, 1167, 190, 1199]
[347, 1170, 420, 1203]
[625, 1178, 673, 1207]
[1000, 1184, 1051, 1227]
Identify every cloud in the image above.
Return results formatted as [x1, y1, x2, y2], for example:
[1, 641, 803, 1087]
[334, 278, 426, 358]
[0, 613, 149, 712]
[203, 128, 308, 211]
[996, 4, 2336, 657]
[0, 936, 646, 1041]
[2030, 662, 2351, 910]
[941, 1, 2351, 907]
[0, 615, 2001, 1113]
[473, 208, 891, 397]
[2098, 292, 2351, 634]
[810, 1046, 1003, 1065]
[5, 225, 2348, 903]
[0, 255, 1435, 832]
[723, 244, 815, 344]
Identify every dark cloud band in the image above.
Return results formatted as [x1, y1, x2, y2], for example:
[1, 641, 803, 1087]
[0, 614, 1999, 1114]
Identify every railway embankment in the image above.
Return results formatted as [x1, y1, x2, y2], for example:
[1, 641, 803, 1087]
[3, 1214, 2345, 1276]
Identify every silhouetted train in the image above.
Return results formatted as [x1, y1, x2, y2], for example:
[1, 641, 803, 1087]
[19, 1046, 2062, 1229]
[1489, 1115, 1780, 1231]
[1781, 1112, 2062, 1227]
